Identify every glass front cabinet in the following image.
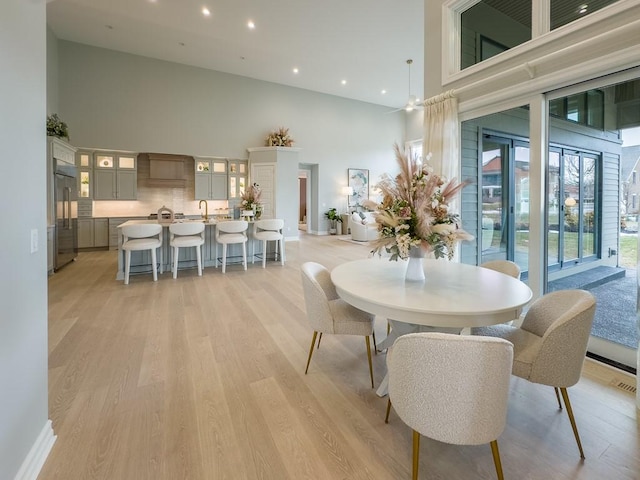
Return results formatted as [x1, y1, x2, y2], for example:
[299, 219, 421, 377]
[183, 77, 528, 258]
[194, 158, 228, 200]
[94, 153, 137, 200]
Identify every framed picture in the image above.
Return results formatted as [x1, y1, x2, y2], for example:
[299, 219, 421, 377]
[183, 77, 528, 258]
[348, 168, 369, 209]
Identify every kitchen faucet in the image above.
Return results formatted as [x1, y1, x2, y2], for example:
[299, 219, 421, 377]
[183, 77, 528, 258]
[199, 200, 209, 221]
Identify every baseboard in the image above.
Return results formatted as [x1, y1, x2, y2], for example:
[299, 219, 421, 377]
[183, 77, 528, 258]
[14, 420, 56, 480]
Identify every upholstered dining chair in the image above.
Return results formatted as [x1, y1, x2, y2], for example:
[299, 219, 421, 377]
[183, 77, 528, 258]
[301, 262, 376, 388]
[472, 289, 596, 459]
[252, 219, 285, 268]
[387, 332, 513, 480]
[169, 222, 205, 278]
[480, 259, 521, 279]
[121, 223, 163, 285]
[215, 220, 248, 273]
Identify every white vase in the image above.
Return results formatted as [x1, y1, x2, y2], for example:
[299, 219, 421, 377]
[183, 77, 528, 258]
[405, 246, 425, 282]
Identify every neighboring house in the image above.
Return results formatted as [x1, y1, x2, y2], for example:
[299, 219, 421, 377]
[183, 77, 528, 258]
[620, 145, 640, 214]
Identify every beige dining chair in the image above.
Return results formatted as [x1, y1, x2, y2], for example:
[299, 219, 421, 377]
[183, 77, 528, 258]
[301, 262, 376, 388]
[169, 222, 205, 278]
[215, 220, 248, 273]
[480, 259, 521, 279]
[252, 219, 285, 268]
[387, 332, 513, 480]
[121, 223, 163, 285]
[472, 289, 596, 459]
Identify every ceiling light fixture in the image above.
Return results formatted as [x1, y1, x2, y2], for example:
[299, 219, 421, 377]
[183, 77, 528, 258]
[381, 89, 387, 94]
[247, 20, 255, 29]
[341, 80, 347, 85]
[202, 7, 211, 17]
[293, 67, 299, 74]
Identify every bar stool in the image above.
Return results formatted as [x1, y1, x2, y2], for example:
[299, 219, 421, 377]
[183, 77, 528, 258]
[169, 222, 205, 278]
[215, 220, 248, 273]
[121, 223, 163, 285]
[252, 219, 285, 268]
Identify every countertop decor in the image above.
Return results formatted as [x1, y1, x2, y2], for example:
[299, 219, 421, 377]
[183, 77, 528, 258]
[367, 144, 472, 261]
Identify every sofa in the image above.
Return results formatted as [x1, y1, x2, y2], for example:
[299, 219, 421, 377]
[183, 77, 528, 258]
[350, 211, 378, 241]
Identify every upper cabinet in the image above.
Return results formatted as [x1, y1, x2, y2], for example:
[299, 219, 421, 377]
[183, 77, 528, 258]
[194, 158, 228, 200]
[94, 153, 137, 200]
[76, 151, 92, 199]
[228, 159, 248, 203]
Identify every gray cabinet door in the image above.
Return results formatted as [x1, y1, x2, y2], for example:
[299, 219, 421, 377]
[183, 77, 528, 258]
[78, 219, 94, 248]
[211, 174, 228, 200]
[117, 170, 137, 200]
[94, 219, 109, 247]
[94, 170, 117, 200]
[194, 174, 211, 200]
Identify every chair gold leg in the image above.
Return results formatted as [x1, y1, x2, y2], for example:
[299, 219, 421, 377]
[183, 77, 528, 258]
[385, 399, 392, 424]
[372, 331, 377, 355]
[560, 387, 585, 459]
[305, 331, 318, 374]
[490, 440, 504, 480]
[365, 336, 374, 388]
[412, 430, 420, 480]
[317, 332, 322, 348]
[554, 387, 562, 409]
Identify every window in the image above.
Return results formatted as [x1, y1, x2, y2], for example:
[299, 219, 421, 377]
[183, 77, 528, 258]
[633, 194, 637, 210]
[633, 171, 637, 184]
[460, 0, 531, 70]
[549, 90, 604, 130]
[550, 0, 620, 30]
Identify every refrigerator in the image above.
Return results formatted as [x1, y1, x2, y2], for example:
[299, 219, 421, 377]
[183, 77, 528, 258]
[54, 159, 78, 271]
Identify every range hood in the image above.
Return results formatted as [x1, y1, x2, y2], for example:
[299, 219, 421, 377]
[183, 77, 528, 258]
[146, 153, 188, 187]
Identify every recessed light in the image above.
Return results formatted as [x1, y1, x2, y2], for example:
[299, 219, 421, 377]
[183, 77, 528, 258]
[341, 80, 347, 85]
[247, 20, 255, 29]
[381, 89, 387, 95]
[293, 67, 299, 74]
[202, 7, 211, 17]
[178, 42, 185, 47]
[105, 25, 113, 30]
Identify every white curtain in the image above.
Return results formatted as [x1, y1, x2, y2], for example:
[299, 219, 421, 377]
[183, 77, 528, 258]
[422, 90, 459, 181]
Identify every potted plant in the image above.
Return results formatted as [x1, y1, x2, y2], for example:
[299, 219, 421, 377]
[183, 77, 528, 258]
[324, 207, 343, 235]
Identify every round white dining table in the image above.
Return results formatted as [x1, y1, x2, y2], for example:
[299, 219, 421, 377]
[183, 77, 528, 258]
[331, 257, 533, 396]
[331, 257, 532, 328]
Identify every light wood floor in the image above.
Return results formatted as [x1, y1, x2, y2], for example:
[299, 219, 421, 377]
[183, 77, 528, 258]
[41, 234, 639, 479]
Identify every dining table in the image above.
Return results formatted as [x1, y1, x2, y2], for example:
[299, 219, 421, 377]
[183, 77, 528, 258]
[330, 257, 533, 396]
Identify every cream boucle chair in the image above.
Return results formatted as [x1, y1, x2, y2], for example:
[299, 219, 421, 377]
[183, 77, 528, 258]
[480, 259, 521, 279]
[388, 332, 513, 480]
[301, 262, 376, 388]
[472, 289, 596, 459]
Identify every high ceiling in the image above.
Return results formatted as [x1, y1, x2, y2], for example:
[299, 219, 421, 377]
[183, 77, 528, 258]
[46, 0, 424, 109]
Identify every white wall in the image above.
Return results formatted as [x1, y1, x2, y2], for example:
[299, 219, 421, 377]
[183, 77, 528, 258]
[46, 25, 59, 116]
[1, 1, 52, 479]
[56, 41, 406, 231]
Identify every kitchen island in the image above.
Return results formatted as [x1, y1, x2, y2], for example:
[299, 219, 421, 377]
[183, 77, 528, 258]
[115, 219, 265, 281]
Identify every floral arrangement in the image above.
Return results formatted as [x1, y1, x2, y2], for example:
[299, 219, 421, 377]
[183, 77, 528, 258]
[47, 114, 69, 140]
[265, 127, 294, 147]
[367, 144, 472, 261]
[241, 182, 262, 211]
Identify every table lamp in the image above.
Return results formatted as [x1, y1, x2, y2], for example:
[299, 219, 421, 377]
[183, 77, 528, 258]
[341, 186, 354, 213]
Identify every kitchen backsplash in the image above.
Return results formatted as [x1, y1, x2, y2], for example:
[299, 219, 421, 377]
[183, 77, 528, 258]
[92, 155, 229, 217]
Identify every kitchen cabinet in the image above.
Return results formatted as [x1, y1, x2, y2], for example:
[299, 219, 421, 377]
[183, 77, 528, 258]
[228, 159, 248, 212]
[76, 151, 92, 199]
[94, 153, 137, 200]
[194, 158, 227, 200]
[78, 218, 109, 249]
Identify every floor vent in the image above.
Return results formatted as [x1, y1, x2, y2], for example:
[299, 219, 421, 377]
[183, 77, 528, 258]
[613, 380, 637, 394]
